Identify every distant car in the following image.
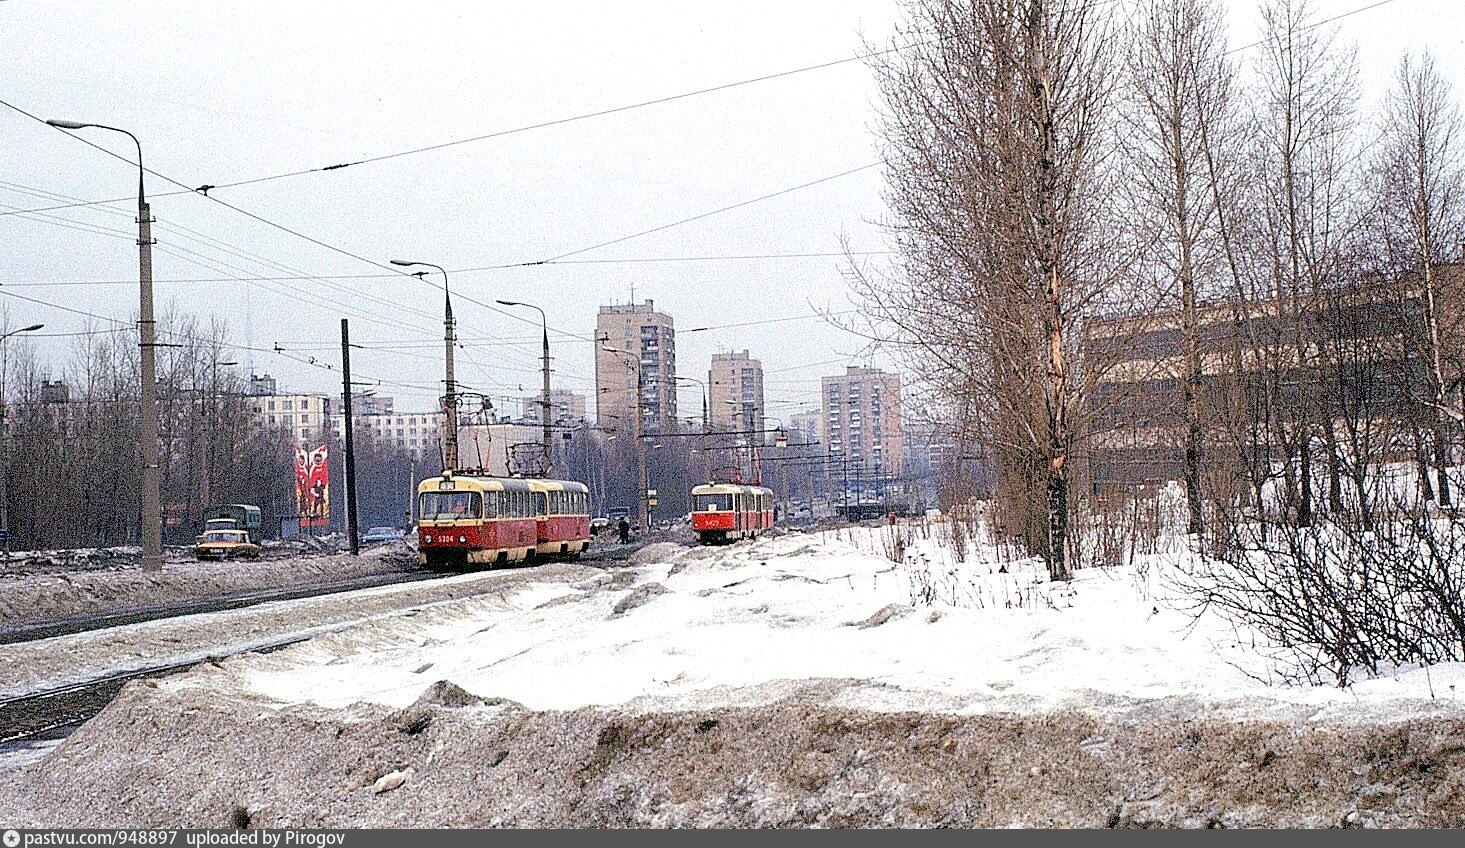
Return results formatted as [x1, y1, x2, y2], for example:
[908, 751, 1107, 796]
[590, 517, 610, 536]
[195, 529, 261, 561]
[362, 526, 405, 543]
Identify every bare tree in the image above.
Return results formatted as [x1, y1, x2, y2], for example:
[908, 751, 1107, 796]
[855, 0, 1124, 580]
[1369, 51, 1465, 505]
[1248, 0, 1361, 528]
[1121, 0, 1239, 535]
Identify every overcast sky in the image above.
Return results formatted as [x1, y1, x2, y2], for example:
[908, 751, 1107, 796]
[2, 0, 1462, 422]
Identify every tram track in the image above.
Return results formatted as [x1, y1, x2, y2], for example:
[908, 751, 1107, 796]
[0, 637, 310, 747]
[0, 544, 646, 751]
[0, 567, 437, 646]
[1, 542, 643, 647]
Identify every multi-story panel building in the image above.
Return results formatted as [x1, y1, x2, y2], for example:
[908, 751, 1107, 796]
[594, 300, 677, 436]
[521, 389, 587, 426]
[820, 367, 903, 499]
[249, 392, 334, 444]
[709, 350, 765, 443]
[331, 410, 442, 460]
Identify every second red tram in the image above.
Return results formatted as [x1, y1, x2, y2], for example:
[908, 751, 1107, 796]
[690, 483, 775, 545]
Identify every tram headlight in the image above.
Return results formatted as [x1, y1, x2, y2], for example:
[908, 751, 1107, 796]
[423, 535, 433, 543]
[458, 534, 468, 544]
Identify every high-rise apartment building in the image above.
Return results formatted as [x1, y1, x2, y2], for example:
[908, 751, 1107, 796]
[594, 300, 677, 435]
[821, 367, 903, 496]
[708, 350, 764, 443]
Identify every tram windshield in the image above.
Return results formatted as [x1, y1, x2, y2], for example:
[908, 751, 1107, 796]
[418, 491, 482, 520]
[694, 493, 733, 512]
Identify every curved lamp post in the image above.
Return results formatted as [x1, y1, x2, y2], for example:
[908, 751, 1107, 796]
[47, 118, 163, 570]
[496, 299, 552, 475]
[390, 260, 456, 471]
[601, 342, 647, 530]
[0, 323, 43, 553]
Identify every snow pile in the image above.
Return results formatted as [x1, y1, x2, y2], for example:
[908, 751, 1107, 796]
[8, 676, 1465, 827]
[192, 526, 1465, 722]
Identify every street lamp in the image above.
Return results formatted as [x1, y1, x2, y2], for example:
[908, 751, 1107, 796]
[48, 118, 163, 570]
[601, 341, 648, 530]
[674, 375, 711, 484]
[0, 323, 44, 554]
[390, 260, 456, 471]
[496, 299, 553, 476]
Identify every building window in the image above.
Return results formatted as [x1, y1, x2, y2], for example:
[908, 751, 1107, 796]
[284, 400, 294, 410]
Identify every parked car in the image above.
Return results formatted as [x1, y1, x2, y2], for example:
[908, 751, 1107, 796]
[195, 529, 261, 561]
[590, 517, 610, 536]
[362, 526, 405, 543]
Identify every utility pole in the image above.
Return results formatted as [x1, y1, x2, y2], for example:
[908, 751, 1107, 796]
[497, 300, 552, 475]
[392, 260, 455, 471]
[0, 323, 44, 553]
[443, 291, 457, 472]
[405, 458, 416, 531]
[47, 119, 163, 570]
[601, 341, 646, 529]
[340, 319, 360, 555]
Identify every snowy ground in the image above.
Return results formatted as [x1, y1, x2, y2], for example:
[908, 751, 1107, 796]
[0, 561, 598, 701]
[149, 525, 1465, 724]
[8, 525, 1465, 827]
[0, 543, 419, 630]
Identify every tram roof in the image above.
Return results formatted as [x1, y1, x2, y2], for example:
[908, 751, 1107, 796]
[417, 474, 536, 493]
[692, 483, 773, 496]
[527, 479, 590, 494]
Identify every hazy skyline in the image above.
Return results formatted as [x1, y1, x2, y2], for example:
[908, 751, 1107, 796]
[3, 0, 1461, 421]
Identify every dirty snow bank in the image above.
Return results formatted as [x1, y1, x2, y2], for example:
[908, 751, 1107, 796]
[6, 679, 1465, 827]
[0, 545, 419, 630]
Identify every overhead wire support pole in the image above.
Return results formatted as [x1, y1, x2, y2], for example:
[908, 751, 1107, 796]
[46, 118, 163, 571]
[341, 319, 360, 556]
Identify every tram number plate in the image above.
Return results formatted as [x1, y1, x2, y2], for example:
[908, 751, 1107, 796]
[438, 480, 456, 490]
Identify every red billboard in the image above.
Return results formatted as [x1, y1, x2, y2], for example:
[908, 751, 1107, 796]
[294, 444, 330, 528]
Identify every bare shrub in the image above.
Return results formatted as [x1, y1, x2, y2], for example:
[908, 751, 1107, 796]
[1177, 500, 1465, 685]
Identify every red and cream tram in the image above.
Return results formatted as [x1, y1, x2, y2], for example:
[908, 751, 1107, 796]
[416, 472, 590, 568]
[690, 483, 775, 545]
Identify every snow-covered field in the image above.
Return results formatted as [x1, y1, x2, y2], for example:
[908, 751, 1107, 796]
[182, 525, 1465, 723]
[10, 525, 1465, 827]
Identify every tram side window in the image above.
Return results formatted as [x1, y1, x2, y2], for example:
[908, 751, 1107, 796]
[694, 494, 733, 511]
[537, 492, 550, 516]
[418, 491, 482, 520]
[483, 491, 503, 518]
